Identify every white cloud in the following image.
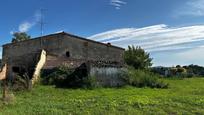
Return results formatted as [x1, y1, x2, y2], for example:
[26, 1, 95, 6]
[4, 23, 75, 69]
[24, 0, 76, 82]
[110, 0, 126, 9]
[19, 22, 34, 32]
[55, 30, 64, 33]
[175, 0, 204, 17]
[89, 24, 204, 66]
[18, 11, 41, 32]
[10, 31, 14, 35]
[88, 24, 204, 52]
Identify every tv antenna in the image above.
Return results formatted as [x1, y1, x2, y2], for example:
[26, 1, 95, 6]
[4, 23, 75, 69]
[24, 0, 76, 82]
[39, 8, 46, 36]
[38, 8, 47, 47]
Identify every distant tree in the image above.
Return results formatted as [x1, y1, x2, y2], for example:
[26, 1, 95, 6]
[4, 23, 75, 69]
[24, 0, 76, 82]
[124, 45, 153, 70]
[177, 67, 186, 73]
[176, 65, 181, 68]
[11, 32, 31, 43]
[186, 64, 204, 76]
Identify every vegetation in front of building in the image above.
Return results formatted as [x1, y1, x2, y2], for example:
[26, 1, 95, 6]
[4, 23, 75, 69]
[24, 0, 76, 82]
[12, 74, 31, 91]
[121, 67, 168, 88]
[124, 45, 152, 70]
[121, 45, 168, 88]
[0, 78, 204, 114]
[41, 64, 96, 89]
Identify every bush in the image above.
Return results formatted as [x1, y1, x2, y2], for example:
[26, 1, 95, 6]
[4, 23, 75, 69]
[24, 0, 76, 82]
[12, 73, 31, 91]
[41, 67, 74, 85]
[124, 45, 153, 69]
[41, 64, 97, 89]
[82, 75, 97, 89]
[121, 67, 168, 88]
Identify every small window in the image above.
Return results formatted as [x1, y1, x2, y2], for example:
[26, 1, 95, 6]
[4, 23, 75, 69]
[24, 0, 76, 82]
[66, 51, 70, 57]
[84, 42, 88, 47]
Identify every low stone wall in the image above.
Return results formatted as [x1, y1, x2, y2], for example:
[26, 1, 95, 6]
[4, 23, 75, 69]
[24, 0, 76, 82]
[89, 67, 125, 87]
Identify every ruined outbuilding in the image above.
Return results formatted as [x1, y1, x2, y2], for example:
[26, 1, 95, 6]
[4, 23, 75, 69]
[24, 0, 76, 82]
[1, 32, 125, 87]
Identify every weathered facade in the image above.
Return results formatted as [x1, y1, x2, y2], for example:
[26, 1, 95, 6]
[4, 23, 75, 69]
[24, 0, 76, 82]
[1, 32, 125, 86]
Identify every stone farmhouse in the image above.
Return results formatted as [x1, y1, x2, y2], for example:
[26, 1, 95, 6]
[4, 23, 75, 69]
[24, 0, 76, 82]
[1, 32, 125, 86]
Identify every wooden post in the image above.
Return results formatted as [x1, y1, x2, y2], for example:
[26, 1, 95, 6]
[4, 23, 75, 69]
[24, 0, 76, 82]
[0, 65, 7, 99]
[2, 80, 8, 99]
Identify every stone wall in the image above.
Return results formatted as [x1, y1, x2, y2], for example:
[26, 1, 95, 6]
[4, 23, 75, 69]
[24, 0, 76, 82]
[2, 32, 124, 81]
[3, 33, 124, 63]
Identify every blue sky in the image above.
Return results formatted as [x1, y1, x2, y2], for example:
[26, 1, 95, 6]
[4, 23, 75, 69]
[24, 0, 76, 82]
[1, 0, 204, 66]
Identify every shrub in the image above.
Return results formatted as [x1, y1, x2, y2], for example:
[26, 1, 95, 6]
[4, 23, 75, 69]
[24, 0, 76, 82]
[124, 45, 153, 69]
[82, 75, 97, 89]
[121, 67, 168, 88]
[41, 64, 97, 89]
[12, 73, 31, 91]
[41, 67, 74, 85]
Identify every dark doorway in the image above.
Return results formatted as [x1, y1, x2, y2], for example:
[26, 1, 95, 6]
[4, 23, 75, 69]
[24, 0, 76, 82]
[12, 66, 20, 73]
[12, 66, 26, 76]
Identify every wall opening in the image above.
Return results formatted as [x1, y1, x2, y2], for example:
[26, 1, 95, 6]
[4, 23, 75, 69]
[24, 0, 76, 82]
[12, 66, 20, 73]
[84, 42, 88, 47]
[66, 51, 70, 57]
[12, 66, 26, 76]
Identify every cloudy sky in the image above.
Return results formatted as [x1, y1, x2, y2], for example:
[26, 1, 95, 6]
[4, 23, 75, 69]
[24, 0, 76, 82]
[1, 0, 204, 66]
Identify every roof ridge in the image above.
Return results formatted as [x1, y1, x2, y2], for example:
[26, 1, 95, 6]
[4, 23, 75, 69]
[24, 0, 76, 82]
[2, 32, 125, 50]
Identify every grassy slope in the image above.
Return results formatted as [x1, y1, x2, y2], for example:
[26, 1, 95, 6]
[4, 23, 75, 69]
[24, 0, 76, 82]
[0, 78, 204, 115]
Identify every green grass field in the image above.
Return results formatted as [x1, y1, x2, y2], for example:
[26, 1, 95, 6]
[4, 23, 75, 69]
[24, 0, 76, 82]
[0, 78, 204, 115]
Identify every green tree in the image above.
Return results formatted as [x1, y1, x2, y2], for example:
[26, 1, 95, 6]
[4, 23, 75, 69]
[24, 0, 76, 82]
[124, 45, 153, 69]
[12, 32, 31, 43]
[176, 65, 181, 68]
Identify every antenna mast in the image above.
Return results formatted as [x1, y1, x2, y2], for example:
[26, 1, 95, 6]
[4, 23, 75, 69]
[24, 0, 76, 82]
[39, 8, 46, 36]
[38, 8, 46, 47]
